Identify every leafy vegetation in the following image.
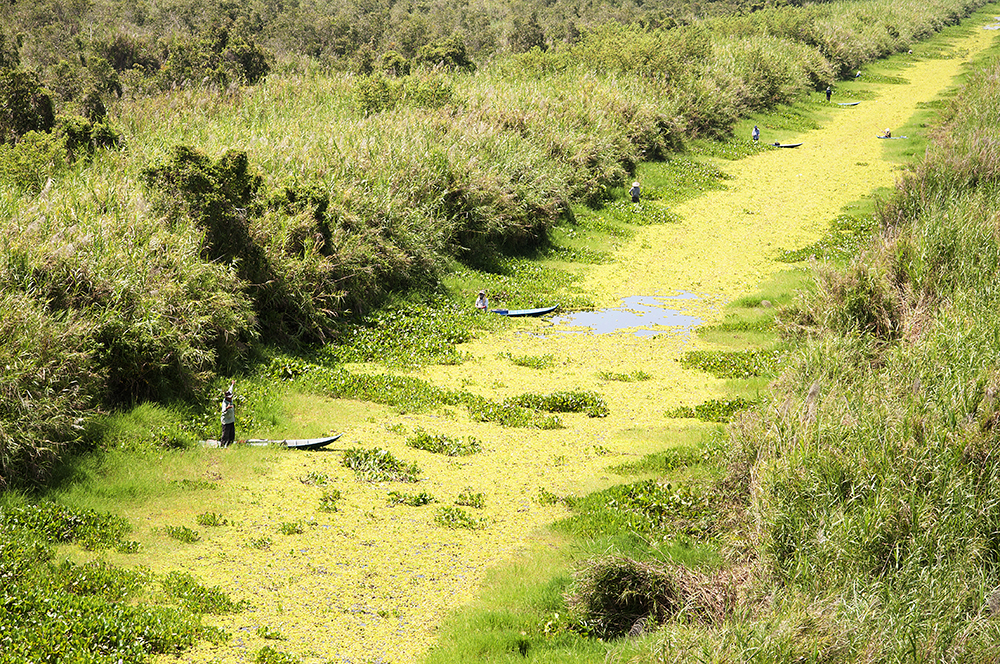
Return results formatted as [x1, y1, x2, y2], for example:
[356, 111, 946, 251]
[596, 369, 651, 382]
[665, 396, 763, 422]
[679, 348, 784, 378]
[505, 390, 609, 418]
[164, 525, 201, 543]
[342, 448, 421, 483]
[162, 571, 248, 614]
[406, 430, 483, 456]
[454, 488, 486, 509]
[499, 352, 556, 369]
[435, 506, 486, 530]
[318, 490, 342, 511]
[387, 490, 436, 506]
[0, 498, 230, 663]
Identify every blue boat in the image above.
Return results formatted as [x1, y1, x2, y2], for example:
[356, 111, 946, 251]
[489, 305, 559, 317]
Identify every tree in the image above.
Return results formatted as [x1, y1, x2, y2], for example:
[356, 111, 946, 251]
[415, 35, 475, 71]
[509, 13, 546, 54]
[0, 68, 55, 144]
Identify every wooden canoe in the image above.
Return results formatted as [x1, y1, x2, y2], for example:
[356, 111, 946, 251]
[203, 434, 343, 450]
[489, 305, 559, 317]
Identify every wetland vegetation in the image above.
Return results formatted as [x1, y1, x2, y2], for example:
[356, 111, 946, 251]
[3, 0, 1000, 662]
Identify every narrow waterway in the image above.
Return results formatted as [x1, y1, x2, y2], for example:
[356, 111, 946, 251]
[161, 17, 999, 664]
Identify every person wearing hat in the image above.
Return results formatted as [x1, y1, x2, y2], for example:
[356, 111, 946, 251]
[629, 181, 640, 203]
[220, 380, 236, 447]
[475, 290, 488, 311]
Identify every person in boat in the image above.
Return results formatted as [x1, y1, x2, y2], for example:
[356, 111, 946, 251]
[825, 86, 832, 102]
[220, 380, 236, 447]
[629, 181, 640, 203]
[475, 290, 488, 311]
[752, 125, 760, 142]
[882, 128, 892, 138]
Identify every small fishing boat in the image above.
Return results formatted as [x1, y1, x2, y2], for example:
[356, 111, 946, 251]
[877, 135, 908, 139]
[772, 142, 803, 148]
[489, 305, 559, 317]
[837, 102, 860, 106]
[203, 434, 343, 450]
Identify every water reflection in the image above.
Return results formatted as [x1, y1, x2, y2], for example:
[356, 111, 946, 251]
[549, 293, 706, 336]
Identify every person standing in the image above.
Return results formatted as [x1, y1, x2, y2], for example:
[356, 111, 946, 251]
[475, 290, 488, 311]
[629, 181, 640, 203]
[220, 380, 236, 447]
[825, 86, 832, 102]
[752, 125, 760, 142]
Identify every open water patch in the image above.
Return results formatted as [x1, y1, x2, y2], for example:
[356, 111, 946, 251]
[548, 292, 710, 336]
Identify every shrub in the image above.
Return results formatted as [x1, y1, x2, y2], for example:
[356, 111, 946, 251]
[380, 50, 410, 76]
[415, 36, 475, 71]
[0, 129, 66, 192]
[565, 556, 730, 638]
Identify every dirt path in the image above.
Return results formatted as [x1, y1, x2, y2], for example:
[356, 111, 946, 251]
[156, 20, 998, 664]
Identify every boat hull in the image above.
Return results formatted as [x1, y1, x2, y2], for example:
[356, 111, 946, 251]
[203, 434, 343, 450]
[489, 305, 559, 317]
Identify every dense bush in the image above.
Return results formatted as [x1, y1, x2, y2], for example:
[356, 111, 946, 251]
[0, 68, 54, 143]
